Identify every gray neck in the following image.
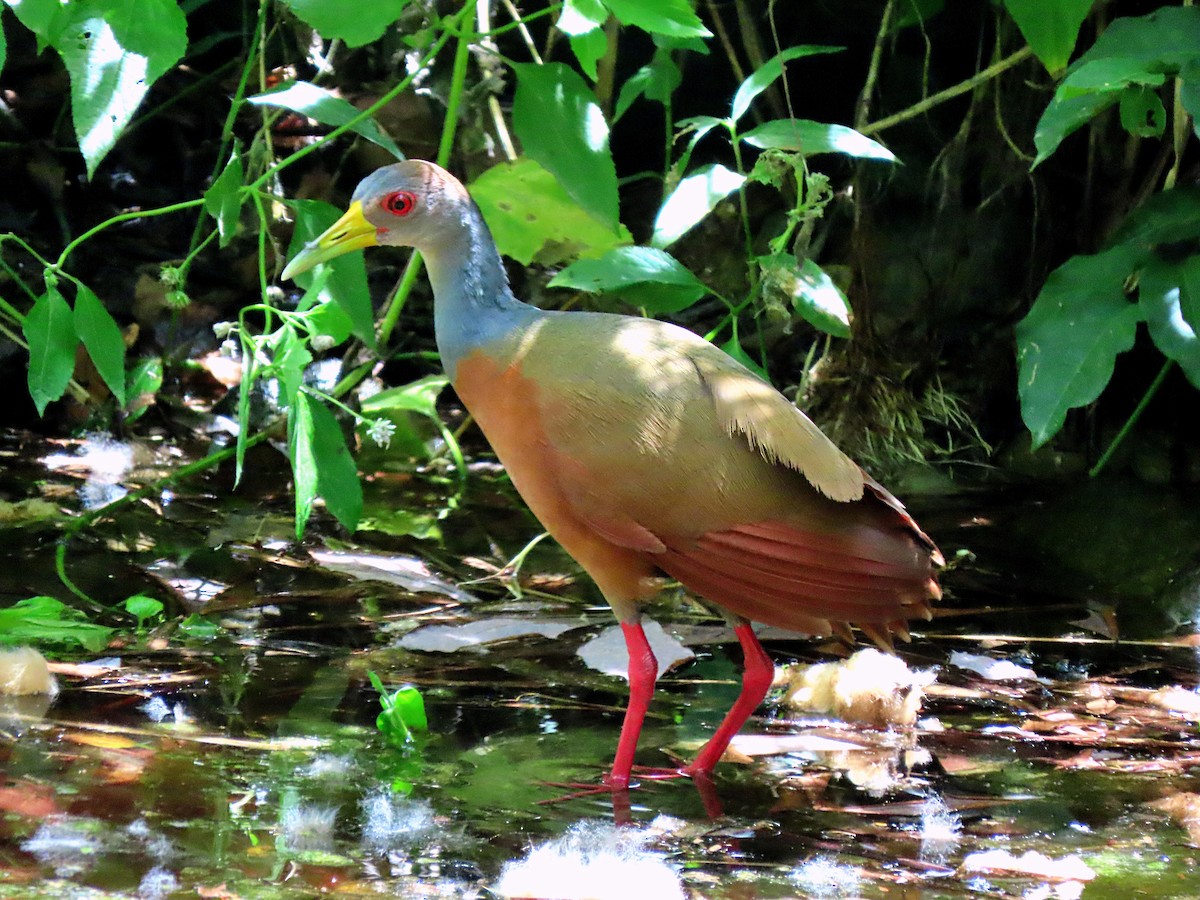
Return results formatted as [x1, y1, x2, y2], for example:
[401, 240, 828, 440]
[424, 204, 538, 381]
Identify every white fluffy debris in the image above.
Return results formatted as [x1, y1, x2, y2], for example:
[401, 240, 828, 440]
[494, 821, 685, 900]
[1147, 686, 1200, 719]
[782, 648, 935, 727]
[0, 647, 58, 696]
[948, 651, 1044, 682]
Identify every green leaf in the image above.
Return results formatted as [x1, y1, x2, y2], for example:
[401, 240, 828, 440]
[272, 327, 313, 408]
[278, 0, 408, 47]
[1003, 0, 1093, 74]
[290, 392, 319, 538]
[1181, 61, 1200, 140]
[614, 48, 681, 121]
[247, 81, 403, 158]
[178, 613, 220, 641]
[0, 12, 7, 75]
[47, 0, 188, 178]
[0, 596, 114, 652]
[287, 199, 376, 349]
[1179, 254, 1200, 334]
[1015, 244, 1144, 448]
[730, 45, 842, 122]
[1033, 90, 1118, 167]
[124, 356, 162, 422]
[1033, 6, 1200, 165]
[891, 0, 945, 32]
[203, 151, 245, 247]
[651, 163, 745, 248]
[123, 594, 164, 628]
[512, 63, 619, 230]
[764, 256, 851, 338]
[549, 246, 708, 313]
[1118, 85, 1166, 138]
[569, 28, 608, 80]
[72, 284, 126, 406]
[23, 284, 77, 416]
[720, 335, 768, 382]
[558, 0, 607, 35]
[600, 0, 711, 39]
[370, 671, 428, 748]
[361, 374, 449, 420]
[740, 118, 896, 161]
[1109, 186, 1200, 248]
[469, 157, 629, 266]
[308, 396, 362, 533]
[1140, 257, 1200, 389]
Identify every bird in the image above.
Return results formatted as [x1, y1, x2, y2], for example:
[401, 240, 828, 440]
[282, 159, 942, 791]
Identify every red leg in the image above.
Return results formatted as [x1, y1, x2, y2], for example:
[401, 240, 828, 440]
[684, 622, 773, 777]
[606, 620, 659, 789]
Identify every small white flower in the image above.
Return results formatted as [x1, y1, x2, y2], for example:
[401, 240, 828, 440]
[212, 321, 235, 339]
[366, 418, 397, 449]
[311, 334, 336, 352]
[220, 338, 239, 358]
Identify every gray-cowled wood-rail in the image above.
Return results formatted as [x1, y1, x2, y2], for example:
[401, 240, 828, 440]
[283, 160, 942, 791]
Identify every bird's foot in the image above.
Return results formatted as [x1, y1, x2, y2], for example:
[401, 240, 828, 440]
[538, 766, 723, 819]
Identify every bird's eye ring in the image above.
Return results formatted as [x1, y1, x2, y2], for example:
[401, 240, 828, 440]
[382, 190, 417, 216]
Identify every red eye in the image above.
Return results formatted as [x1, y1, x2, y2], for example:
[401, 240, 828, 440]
[382, 190, 416, 216]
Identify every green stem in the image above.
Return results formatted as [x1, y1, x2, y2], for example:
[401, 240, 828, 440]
[1089, 358, 1173, 477]
[56, 200, 205, 269]
[377, 1, 475, 351]
[246, 6, 468, 193]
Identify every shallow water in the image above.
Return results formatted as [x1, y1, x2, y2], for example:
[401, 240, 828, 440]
[2, 429, 1199, 898]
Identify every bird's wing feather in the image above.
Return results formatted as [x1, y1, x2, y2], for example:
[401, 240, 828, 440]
[690, 353, 865, 502]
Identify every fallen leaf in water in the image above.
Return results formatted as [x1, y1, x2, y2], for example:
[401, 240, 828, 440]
[1149, 792, 1200, 846]
[576, 620, 694, 679]
[399, 617, 582, 652]
[1147, 686, 1200, 719]
[948, 650, 1045, 683]
[961, 848, 1095, 882]
[63, 732, 138, 750]
[0, 782, 61, 818]
[310, 549, 477, 603]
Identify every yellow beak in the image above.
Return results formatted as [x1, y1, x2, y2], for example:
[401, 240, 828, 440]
[281, 201, 378, 280]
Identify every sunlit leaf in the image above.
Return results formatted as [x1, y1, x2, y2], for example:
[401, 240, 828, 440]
[1139, 258, 1200, 389]
[741, 118, 896, 161]
[248, 81, 403, 158]
[1015, 244, 1143, 448]
[651, 163, 745, 248]
[34, 0, 189, 178]
[576, 620, 694, 679]
[23, 285, 77, 416]
[290, 392, 319, 537]
[568, 28, 608, 80]
[600, 0, 711, 39]
[549, 246, 708, 313]
[1003, 0, 1093, 73]
[73, 284, 127, 406]
[278, 0, 408, 48]
[399, 618, 579, 652]
[361, 374, 448, 420]
[557, 0, 606, 35]
[203, 151, 245, 246]
[730, 45, 842, 122]
[123, 594, 164, 627]
[124, 355, 162, 422]
[512, 63, 619, 230]
[1180, 253, 1200, 333]
[287, 199, 376, 349]
[763, 256, 851, 338]
[0, 596, 114, 652]
[469, 158, 629, 266]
